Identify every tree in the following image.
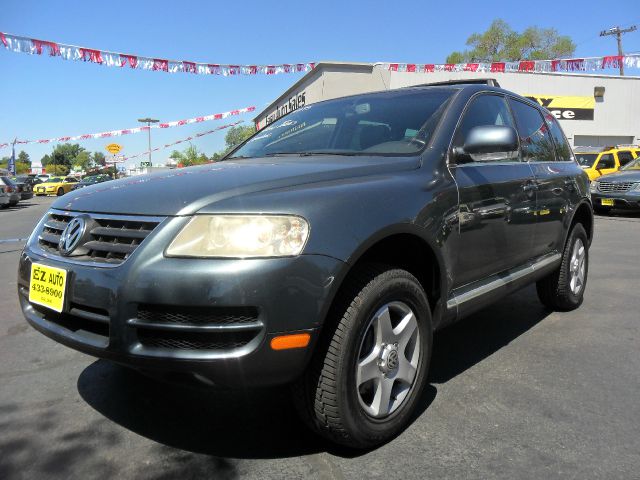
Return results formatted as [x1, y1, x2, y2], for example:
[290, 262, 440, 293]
[73, 151, 92, 171]
[44, 143, 86, 169]
[17, 151, 30, 165]
[92, 152, 106, 167]
[446, 19, 575, 63]
[171, 144, 210, 167]
[224, 125, 256, 150]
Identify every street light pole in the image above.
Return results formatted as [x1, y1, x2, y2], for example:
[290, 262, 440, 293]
[138, 117, 159, 166]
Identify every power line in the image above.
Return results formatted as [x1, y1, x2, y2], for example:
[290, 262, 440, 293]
[600, 25, 637, 75]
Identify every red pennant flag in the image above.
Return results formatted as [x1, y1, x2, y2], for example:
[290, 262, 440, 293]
[566, 58, 585, 71]
[208, 64, 221, 75]
[153, 59, 169, 72]
[444, 64, 455, 71]
[424, 64, 435, 72]
[159, 123, 170, 128]
[121, 54, 138, 68]
[602, 55, 623, 69]
[464, 63, 479, 72]
[406, 64, 416, 72]
[249, 65, 258, 75]
[490, 62, 505, 72]
[389, 63, 399, 71]
[518, 61, 535, 72]
[0, 32, 7, 47]
[80, 48, 103, 64]
[266, 65, 276, 75]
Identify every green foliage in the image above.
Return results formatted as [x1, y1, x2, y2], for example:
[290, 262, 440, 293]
[224, 125, 256, 150]
[0, 160, 31, 174]
[92, 152, 106, 167]
[171, 144, 210, 167]
[445, 19, 575, 63]
[42, 143, 86, 168]
[46, 164, 69, 175]
[73, 151, 92, 170]
[17, 151, 30, 164]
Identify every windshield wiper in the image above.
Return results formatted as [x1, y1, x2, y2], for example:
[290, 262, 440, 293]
[264, 151, 359, 157]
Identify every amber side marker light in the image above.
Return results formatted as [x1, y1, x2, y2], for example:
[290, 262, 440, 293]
[270, 333, 311, 350]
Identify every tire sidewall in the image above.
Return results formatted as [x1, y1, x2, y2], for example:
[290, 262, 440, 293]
[338, 271, 432, 446]
[563, 224, 589, 307]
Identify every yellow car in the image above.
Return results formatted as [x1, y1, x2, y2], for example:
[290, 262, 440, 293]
[34, 176, 79, 196]
[575, 146, 640, 181]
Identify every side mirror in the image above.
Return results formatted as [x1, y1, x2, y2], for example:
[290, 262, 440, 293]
[454, 125, 519, 163]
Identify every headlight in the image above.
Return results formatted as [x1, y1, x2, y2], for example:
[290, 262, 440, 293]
[166, 215, 309, 258]
[589, 182, 599, 193]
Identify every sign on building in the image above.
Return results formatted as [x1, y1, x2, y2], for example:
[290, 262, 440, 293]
[524, 95, 595, 120]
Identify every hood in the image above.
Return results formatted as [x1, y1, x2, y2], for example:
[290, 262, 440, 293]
[53, 156, 420, 216]
[596, 169, 640, 183]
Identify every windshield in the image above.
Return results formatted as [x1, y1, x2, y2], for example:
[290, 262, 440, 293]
[621, 158, 640, 170]
[49, 177, 63, 182]
[575, 153, 598, 167]
[230, 90, 454, 159]
[82, 176, 102, 184]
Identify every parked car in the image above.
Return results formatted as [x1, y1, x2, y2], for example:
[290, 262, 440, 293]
[10, 176, 35, 200]
[575, 145, 640, 181]
[590, 157, 640, 213]
[34, 176, 79, 196]
[71, 174, 112, 191]
[0, 176, 21, 207]
[13, 175, 43, 187]
[18, 82, 593, 449]
[37, 174, 51, 182]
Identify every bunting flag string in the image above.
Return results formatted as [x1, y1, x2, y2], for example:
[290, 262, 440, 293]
[0, 106, 255, 150]
[378, 54, 640, 74]
[120, 121, 242, 162]
[0, 31, 315, 77]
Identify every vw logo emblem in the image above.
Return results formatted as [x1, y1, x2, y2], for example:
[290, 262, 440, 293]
[58, 217, 86, 256]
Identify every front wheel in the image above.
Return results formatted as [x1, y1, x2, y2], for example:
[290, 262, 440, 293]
[294, 265, 432, 449]
[57, 187, 64, 196]
[536, 223, 589, 311]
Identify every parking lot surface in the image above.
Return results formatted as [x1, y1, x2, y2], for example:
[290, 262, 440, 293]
[1, 197, 639, 479]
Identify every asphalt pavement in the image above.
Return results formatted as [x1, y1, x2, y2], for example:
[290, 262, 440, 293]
[1, 197, 639, 479]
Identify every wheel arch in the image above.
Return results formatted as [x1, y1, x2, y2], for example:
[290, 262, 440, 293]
[322, 224, 449, 332]
[566, 200, 594, 248]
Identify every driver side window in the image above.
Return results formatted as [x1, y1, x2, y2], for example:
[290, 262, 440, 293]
[453, 94, 516, 158]
[596, 154, 615, 169]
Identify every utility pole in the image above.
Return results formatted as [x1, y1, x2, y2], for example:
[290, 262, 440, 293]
[138, 117, 159, 166]
[600, 25, 637, 75]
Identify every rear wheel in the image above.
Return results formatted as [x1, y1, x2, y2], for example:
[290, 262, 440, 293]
[294, 265, 432, 449]
[536, 224, 589, 311]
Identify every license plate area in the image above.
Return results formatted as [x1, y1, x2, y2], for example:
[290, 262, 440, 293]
[601, 198, 615, 206]
[29, 263, 67, 313]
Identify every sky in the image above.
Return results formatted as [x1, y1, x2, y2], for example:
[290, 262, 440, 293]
[1, 0, 639, 171]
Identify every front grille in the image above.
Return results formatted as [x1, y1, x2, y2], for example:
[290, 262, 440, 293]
[37, 210, 163, 265]
[598, 181, 635, 193]
[137, 329, 256, 350]
[137, 305, 259, 325]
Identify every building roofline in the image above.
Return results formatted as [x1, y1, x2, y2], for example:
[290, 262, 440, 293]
[253, 61, 376, 122]
[253, 61, 640, 122]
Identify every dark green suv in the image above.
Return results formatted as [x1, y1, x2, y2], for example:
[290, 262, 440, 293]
[19, 82, 593, 448]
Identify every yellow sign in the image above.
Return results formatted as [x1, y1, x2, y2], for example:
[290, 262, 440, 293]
[29, 263, 67, 313]
[105, 143, 122, 154]
[523, 95, 595, 120]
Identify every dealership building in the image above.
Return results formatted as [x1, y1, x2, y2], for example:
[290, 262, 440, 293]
[254, 61, 640, 148]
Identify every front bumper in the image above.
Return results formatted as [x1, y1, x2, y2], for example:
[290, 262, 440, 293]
[592, 191, 640, 209]
[18, 246, 346, 387]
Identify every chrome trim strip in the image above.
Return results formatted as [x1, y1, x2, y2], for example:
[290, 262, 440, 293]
[49, 208, 165, 223]
[127, 319, 263, 333]
[447, 253, 561, 310]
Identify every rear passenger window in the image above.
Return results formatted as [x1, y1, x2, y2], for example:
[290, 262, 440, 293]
[596, 154, 615, 169]
[453, 94, 516, 153]
[543, 112, 572, 161]
[617, 151, 634, 166]
[509, 99, 556, 162]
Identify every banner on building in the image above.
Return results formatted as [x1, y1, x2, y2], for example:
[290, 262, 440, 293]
[524, 95, 595, 120]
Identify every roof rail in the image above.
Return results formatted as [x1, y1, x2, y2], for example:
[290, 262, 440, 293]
[415, 78, 501, 88]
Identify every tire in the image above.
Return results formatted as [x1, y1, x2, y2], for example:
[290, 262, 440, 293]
[57, 187, 64, 196]
[536, 223, 589, 311]
[294, 264, 432, 449]
[593, 206, 611, 215]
